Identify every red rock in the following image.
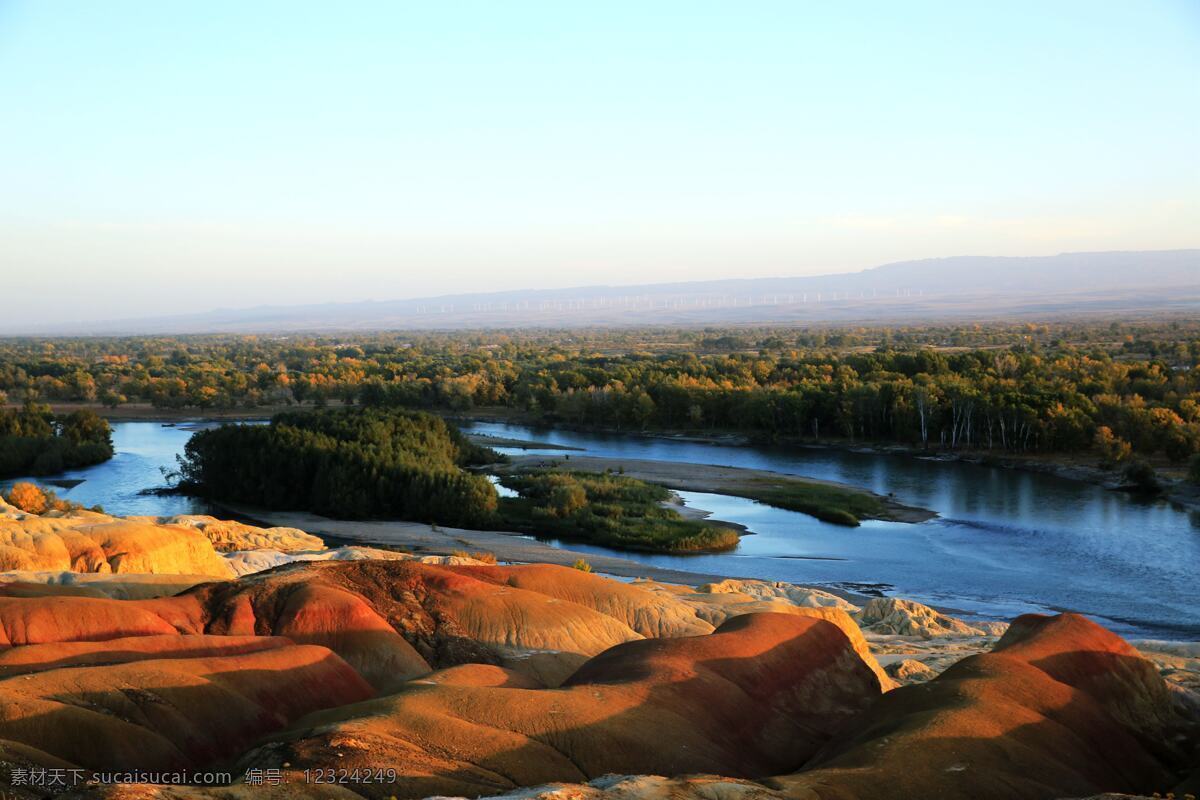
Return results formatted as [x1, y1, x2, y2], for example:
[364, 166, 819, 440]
[453, 563, 715, 638]
[0, 644, 374, 771]
[0, 634, 292, 678]
[234, 612, 883, 799]
[0, 595, 179, 646]
[773, 612, 1199, 800]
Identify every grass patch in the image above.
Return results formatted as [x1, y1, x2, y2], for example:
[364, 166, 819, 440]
[451, 549, 498, 564]
[728, 479, 889, 526]
[496, 471, 740, 554]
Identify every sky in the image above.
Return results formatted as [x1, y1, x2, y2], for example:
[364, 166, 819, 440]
[1, 0, 1198, 326]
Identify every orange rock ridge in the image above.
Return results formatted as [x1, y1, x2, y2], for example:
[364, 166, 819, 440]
[0, 555, 1187, 800]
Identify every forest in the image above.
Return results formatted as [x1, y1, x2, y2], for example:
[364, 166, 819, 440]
[0, 404, 113, 479]
[176, 408, 499, 525]
[3, 320, 1200, 475]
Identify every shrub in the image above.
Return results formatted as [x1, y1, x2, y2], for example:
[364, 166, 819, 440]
[1121, 459, 1160, 492]
[572, 558, 593, 573]
[5, 481, 48, 514]
[1189, 453, 1200, 485]
[451, 549, 498, 564]
[547, 483, 587, 517]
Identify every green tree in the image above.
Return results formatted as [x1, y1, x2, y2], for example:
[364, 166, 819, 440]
[1094, 426, 1132, 468]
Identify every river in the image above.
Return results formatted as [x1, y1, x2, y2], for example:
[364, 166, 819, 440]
[463, 421, 1200, 639]
[1, 421, 225, 517]
[7, 419, 1199, 639]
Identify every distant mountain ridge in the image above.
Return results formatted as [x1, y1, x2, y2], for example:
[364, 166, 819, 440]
[14, 249, 1200, 334]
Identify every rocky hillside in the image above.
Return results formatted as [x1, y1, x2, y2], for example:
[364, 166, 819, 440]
[0, 500, 1193, 799]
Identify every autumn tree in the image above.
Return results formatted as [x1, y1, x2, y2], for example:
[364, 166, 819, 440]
[5, 482, 48, 514]
[1094, 426, 1132, 468]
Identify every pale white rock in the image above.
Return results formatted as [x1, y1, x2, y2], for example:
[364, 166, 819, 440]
[223, 545, 414, 576]
[884, 658, 937, 684]
[857, 597, 1004, 639]
[1132, 639, 1200, 659]
[697, 578, 859, 611]
[163, 515, 325, 552]
[222, 545, 488, 576]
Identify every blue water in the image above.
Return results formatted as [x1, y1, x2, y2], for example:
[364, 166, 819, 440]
[9, 419, 1198, 638]
[1, 421, 239, 517]
[464, 421, 1200, 639]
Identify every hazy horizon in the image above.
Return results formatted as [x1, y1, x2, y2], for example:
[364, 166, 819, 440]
[1, 249, 1193, 335]
[3, 1, 1198, 326]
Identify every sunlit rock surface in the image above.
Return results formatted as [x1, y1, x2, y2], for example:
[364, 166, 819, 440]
[162, 515, 326, 552]
[458, 564, 715, 639]
[635, 578, 892, 689]
[0, 506, 233, 578]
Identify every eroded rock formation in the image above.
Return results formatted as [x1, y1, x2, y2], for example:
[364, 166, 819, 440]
[772, 612, 1199, 800]
[0, 516, 1191, 800]
[0, 514, 232, 578]
[857, 596, 1009, 638]
[225, 612, 880, 799]
[162, 515, 326, 553]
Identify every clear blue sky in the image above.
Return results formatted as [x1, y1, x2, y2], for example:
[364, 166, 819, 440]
[2, 0, 1197, 324]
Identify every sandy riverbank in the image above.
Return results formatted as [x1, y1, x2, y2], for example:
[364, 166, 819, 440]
[470, 434, 583, 451]
[220, 504, 733, 583]
[217, 503, 887, 608]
